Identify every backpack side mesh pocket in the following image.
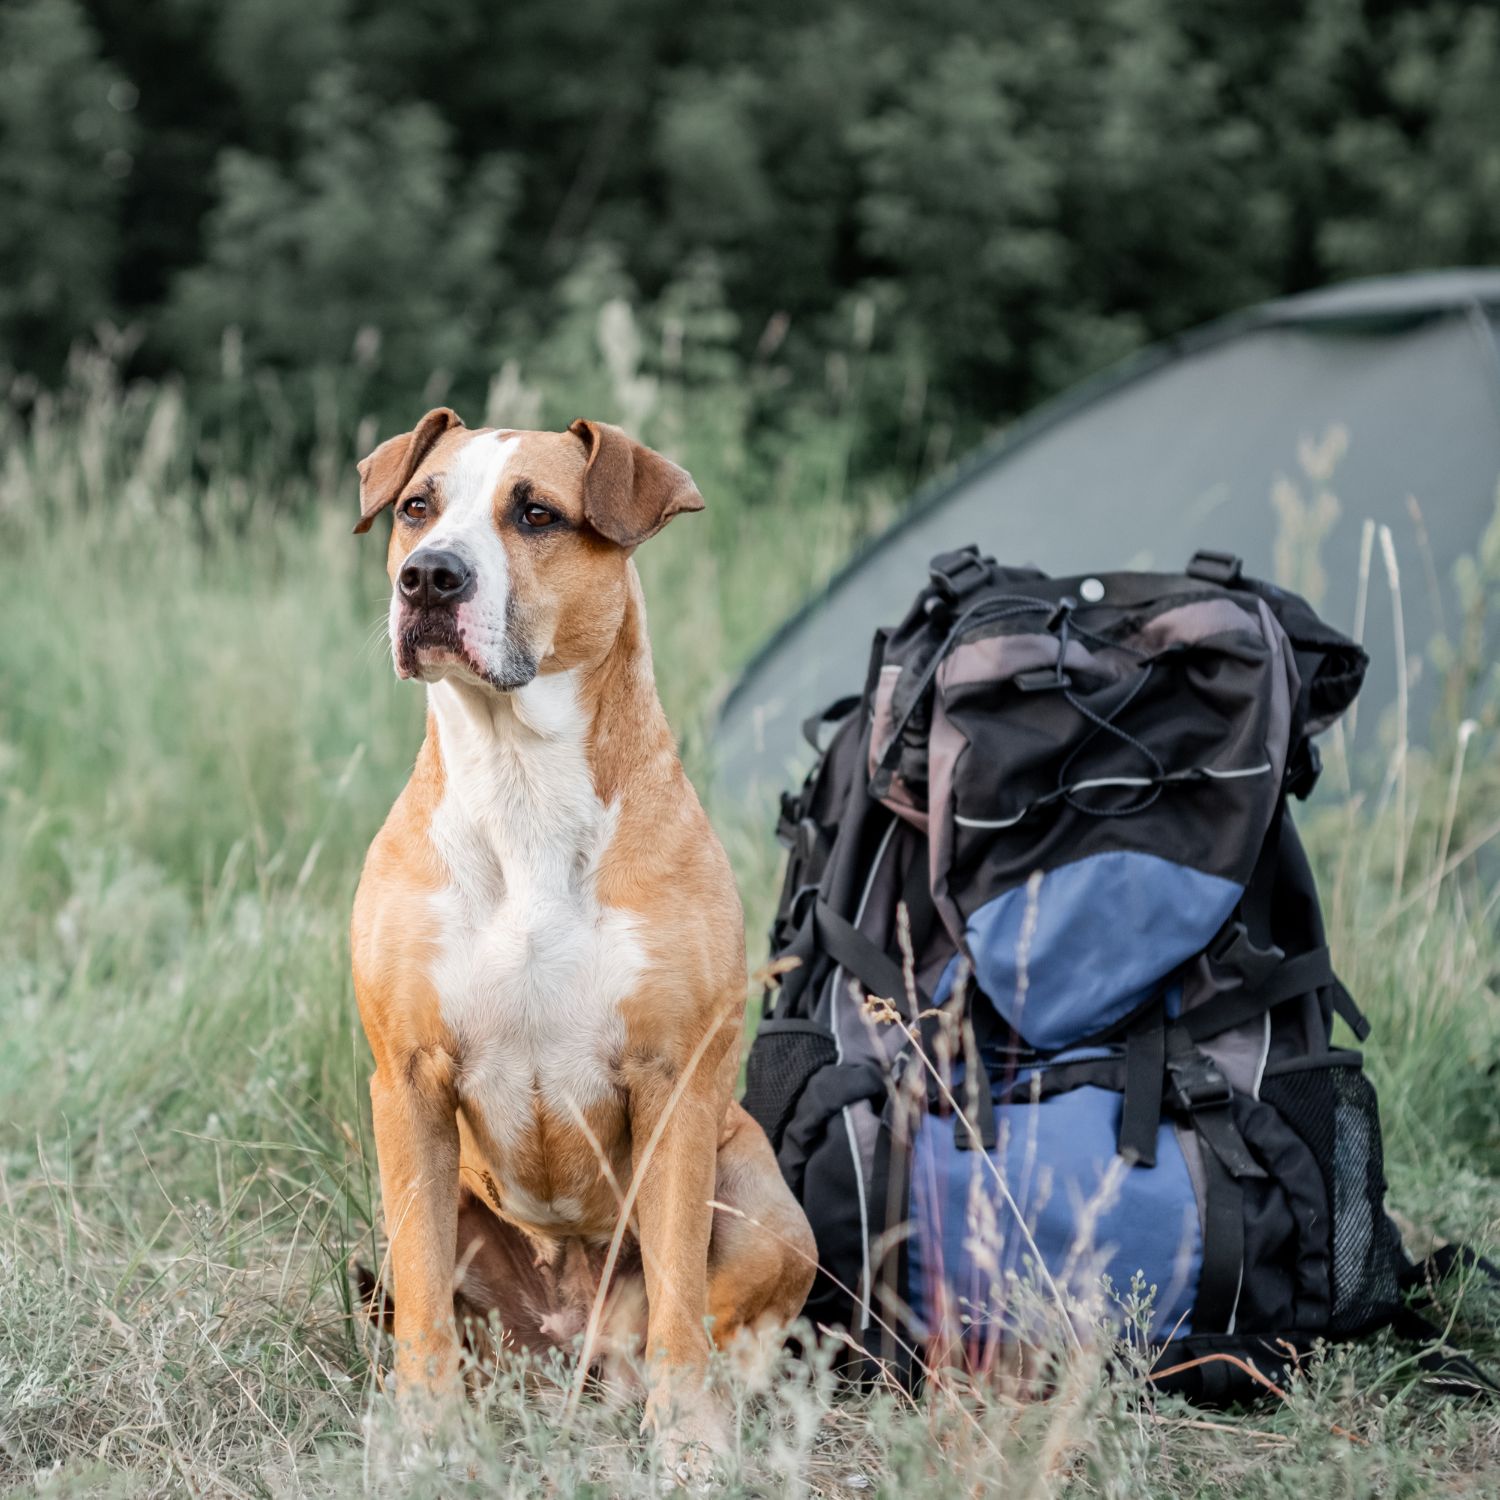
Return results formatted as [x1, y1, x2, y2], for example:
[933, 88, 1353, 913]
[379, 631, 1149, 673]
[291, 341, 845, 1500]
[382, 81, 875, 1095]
[1260, 1054, 1405, 1334]
[742, 1021, 839, 1153]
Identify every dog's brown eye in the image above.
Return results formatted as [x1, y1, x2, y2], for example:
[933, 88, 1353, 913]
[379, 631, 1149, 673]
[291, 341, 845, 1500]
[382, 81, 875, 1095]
[520, 504, 555, 529]
[400, 496, 428, 522]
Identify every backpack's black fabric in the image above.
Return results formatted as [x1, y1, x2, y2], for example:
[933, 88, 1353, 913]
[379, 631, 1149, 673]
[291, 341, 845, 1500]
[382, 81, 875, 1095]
[743, 546, 1437, 1402]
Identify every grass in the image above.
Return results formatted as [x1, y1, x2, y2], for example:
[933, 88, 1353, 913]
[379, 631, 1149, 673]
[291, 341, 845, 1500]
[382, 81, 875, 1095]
[1, 356, 1498, 1496]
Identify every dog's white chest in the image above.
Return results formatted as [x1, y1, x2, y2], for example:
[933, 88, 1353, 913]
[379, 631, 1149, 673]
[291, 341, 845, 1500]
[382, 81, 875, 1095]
[424, 678, 644, 1165]
[433, 873, 637, 1130]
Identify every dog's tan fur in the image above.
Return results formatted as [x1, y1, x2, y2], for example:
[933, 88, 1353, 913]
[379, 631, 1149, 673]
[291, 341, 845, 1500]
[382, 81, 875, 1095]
[350, 411, 815, 1456]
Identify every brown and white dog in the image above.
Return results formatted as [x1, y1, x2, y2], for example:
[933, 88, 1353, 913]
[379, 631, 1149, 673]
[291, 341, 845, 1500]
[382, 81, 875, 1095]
[349, 408, 816, 1462]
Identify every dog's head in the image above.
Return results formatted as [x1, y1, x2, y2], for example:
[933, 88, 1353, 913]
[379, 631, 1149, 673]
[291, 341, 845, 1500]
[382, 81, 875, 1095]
[355, 410, 703, 692]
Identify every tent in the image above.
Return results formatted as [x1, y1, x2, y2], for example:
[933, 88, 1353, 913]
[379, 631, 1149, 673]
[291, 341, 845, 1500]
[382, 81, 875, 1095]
[714, 268, 1500, 796]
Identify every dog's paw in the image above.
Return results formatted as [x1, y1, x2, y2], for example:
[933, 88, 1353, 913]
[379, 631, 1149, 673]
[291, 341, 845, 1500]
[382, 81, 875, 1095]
[654, 1439, 716, 1492]
[642, 1386, 730, 1489]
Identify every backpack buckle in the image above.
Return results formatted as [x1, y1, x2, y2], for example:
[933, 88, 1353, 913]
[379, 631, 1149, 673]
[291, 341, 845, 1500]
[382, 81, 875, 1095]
[794, 817, 823, 865]
[929, 547, 991, 606]
[1285, 738, 1323, 800]
[1186, 549, 1243, 586]
[1208, 922, 1285, 988]
[775, 791, 802, 847]
[1015, 597, 1076, 690]
[1167, 1054, 1233, 1112]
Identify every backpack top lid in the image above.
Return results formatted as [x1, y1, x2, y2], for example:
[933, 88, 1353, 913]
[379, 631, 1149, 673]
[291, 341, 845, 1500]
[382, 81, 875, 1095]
[840, 547, 1366, 1053]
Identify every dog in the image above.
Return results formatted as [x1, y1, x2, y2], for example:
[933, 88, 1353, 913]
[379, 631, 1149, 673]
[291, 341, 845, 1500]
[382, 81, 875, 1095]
[349, 408, 817, 1464]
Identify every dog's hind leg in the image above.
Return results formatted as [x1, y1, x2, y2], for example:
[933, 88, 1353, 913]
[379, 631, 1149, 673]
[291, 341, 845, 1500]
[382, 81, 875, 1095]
[705, 1101, 818, 1348]
[451, 1191, 650, 1376]
[358, 1190, 564, 1357]
[448, 1188, 561, 1361]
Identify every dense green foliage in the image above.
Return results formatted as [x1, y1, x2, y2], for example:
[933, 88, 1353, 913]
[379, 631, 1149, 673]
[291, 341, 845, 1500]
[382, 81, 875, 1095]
[4, 0, 1500, 473]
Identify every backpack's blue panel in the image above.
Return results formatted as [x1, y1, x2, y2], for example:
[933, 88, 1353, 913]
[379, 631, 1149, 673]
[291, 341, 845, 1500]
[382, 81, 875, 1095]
[957, 850, 1243, 1050]
[908, 1083, 1203, 1342]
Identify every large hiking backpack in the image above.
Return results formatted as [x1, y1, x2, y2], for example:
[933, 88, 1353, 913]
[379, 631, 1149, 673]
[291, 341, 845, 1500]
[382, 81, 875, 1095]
[743, 546, 1478, 1401]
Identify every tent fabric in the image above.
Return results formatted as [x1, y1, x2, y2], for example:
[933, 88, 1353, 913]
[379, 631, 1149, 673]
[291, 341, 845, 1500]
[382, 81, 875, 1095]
[714, 269, 1500, 796]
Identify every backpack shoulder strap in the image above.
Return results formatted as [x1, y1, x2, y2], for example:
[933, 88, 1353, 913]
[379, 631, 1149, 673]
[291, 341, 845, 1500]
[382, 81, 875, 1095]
[1390, 1243, 1500, 1397]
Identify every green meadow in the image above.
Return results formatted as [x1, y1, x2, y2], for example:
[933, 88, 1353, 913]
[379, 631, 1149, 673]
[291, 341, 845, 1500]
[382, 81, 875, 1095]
[2, 341, 1499, 1496]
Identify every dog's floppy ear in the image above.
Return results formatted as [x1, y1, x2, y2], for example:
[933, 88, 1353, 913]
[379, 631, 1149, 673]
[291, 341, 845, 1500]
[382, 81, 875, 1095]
[354, 407, 464, 534]
[568, 419, 704, 547]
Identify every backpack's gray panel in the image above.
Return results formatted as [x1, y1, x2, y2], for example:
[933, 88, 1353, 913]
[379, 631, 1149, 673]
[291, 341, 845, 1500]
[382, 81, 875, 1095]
[1199, 1015, 1273, 1099]
[716, 279, 1500, 798]
[821, 814, 914, 1070]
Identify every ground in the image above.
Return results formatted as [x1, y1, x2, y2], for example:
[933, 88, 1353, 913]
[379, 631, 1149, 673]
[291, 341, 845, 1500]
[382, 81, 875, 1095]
[1, 378, 1498, 1496]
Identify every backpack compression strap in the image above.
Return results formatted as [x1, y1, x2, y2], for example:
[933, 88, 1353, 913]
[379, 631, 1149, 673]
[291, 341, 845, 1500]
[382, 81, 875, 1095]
[1395, 1245, 1500, 1397]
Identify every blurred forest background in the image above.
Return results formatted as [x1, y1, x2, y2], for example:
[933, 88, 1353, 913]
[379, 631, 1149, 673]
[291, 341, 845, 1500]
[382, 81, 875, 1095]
[6, 0, 1500, 486]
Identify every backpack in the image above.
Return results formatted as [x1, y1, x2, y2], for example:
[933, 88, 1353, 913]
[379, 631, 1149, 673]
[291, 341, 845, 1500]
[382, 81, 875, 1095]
[742, 545, 1491, 1402]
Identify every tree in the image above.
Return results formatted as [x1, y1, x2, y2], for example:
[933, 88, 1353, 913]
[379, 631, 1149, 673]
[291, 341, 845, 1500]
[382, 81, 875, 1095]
[0, 0, 135, 375]
[8, 0, 1500, 477]
[165, 66, 516, 425]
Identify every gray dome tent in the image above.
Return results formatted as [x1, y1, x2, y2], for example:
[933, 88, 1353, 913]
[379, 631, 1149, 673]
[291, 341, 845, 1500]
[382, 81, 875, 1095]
[715, 269, 1500, 796]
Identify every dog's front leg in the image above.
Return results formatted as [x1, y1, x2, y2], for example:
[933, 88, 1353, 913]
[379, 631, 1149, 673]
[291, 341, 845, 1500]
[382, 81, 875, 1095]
[370, 1059, 461, 1405]
[629, 1077, 725, 1461]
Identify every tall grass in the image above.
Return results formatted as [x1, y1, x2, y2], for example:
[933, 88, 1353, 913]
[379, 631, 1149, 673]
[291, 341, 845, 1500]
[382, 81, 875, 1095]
[1, 347, 1499, 1495]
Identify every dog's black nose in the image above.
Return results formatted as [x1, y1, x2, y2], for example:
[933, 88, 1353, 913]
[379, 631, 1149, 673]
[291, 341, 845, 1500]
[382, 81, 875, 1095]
[399, 549, 474, 608]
